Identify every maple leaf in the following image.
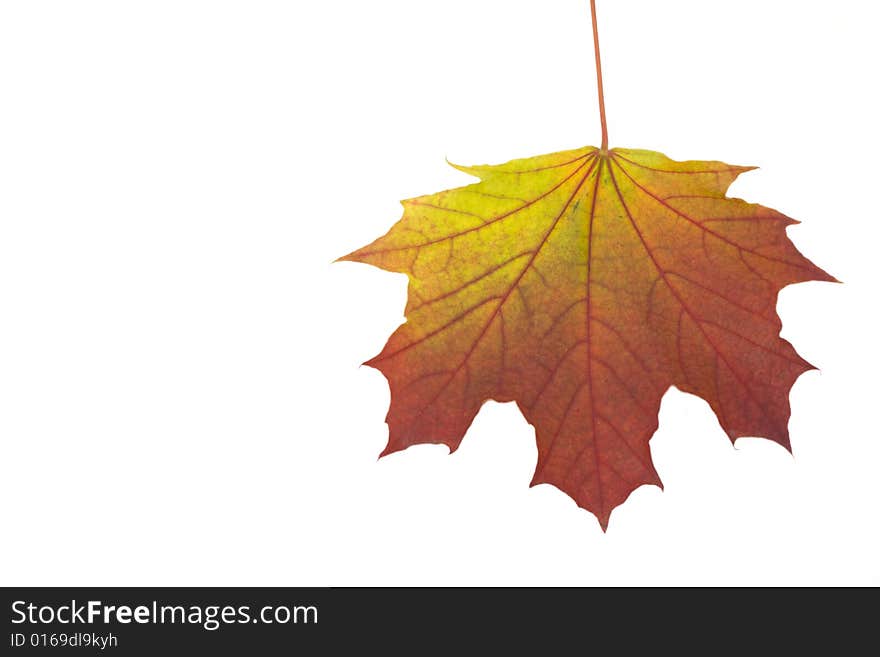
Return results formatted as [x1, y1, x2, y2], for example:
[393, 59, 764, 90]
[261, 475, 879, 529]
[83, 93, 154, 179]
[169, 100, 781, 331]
[340, 2, 833, 529]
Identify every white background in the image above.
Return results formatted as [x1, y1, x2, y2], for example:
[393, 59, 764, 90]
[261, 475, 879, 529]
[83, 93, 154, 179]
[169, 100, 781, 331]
[1, 0, 877, 585]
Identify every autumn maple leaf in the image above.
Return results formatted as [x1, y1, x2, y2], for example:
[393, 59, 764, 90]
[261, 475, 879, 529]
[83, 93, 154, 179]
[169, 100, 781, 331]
[340, 1, 833, 529]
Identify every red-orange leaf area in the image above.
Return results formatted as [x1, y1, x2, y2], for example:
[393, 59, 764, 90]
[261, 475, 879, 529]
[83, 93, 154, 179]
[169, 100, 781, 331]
[341, 147, 833, 529]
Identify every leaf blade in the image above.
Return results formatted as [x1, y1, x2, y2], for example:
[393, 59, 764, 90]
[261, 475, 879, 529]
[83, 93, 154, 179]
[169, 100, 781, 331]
[343, 146, 832, 529]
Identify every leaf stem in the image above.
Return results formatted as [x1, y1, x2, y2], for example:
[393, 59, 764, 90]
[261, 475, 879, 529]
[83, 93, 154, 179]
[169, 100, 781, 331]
[589, 0, 608, 151]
